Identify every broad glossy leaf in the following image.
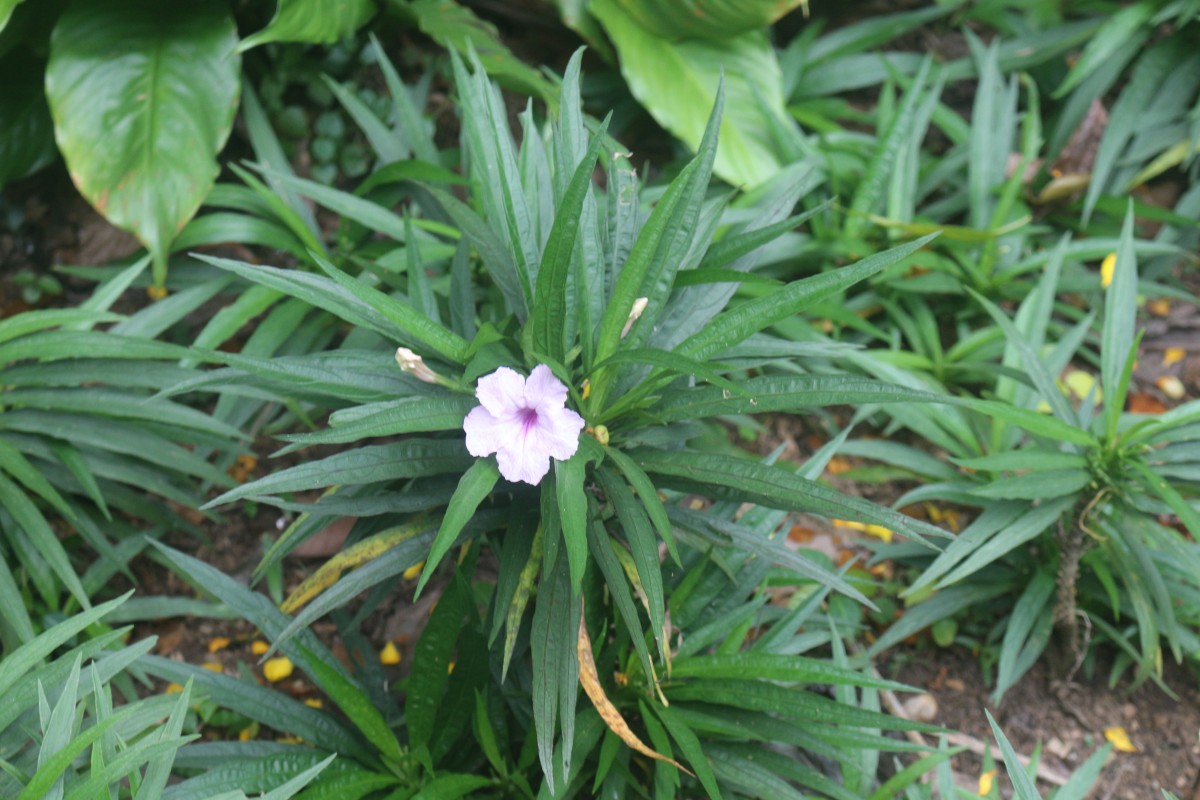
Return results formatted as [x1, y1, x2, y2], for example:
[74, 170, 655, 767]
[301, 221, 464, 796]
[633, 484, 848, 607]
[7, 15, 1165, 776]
[591, 0, 799, 188]
[0, 49, 55, 187]
[46, 0, 240, 286]
[398, 0, 556, 101]
[612, 0, 804, 40]
[239, 0, 374, 51]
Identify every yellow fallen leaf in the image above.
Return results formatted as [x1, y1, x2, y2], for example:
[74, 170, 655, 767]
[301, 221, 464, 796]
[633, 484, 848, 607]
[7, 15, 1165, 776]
[1062, 369, 1099, 401]
[379, 641, 402, 665]
[577, 609, 691, 775]
[402, 561, 425, 581]
[1157, 375, 1185, 400]
[978, 768, 996, 795]
[263, 656, 294, 683]
[1164, 347, 1186, 368]
[207, 636, 231, 653]
[1104, 725, 1137, 752]
[1100, 252, 1116, 288]
[201, 662, 223, 673]
[250, 640, 270, 656]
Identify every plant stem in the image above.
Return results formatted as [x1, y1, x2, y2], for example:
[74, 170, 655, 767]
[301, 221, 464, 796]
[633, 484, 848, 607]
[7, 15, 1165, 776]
[1052, 515, 1086, 678]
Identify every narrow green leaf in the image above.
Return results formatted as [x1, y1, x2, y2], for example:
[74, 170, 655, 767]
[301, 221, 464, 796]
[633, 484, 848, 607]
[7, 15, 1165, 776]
[985, 710, 1041, 800]
[555, 450, 590, 592]
[680, 234, 938, 362]
[529, 117, 609, 362]
[299, 642, 404, 764]
[415, 458, 499, 597]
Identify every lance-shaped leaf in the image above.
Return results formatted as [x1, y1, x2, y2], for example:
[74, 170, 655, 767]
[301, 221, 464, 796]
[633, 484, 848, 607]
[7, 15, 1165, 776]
[576, 609, 690, 774]
[46, 0, 240, 287]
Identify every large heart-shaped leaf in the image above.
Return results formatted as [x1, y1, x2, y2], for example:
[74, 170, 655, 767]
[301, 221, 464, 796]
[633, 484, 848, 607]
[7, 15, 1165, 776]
[239, 0, 376, 52]
[590, 0, 800, 188]
[45, 0, 240, 287]
[610, 0, 806, 40]
[0, 50, 56, 188]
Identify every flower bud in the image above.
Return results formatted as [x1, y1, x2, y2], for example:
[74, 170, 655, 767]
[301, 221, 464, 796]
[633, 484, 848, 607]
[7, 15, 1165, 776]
[395, 347, 442, 384]
[621, 297, 649, 338]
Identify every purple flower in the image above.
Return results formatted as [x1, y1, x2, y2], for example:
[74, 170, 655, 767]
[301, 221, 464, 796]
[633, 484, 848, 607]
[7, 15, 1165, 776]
[463, 365, 586, 485]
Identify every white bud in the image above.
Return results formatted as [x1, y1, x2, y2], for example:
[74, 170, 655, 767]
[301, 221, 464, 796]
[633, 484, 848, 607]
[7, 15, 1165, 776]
[621, 297, 649, 339]
[395, 347, 440, 384]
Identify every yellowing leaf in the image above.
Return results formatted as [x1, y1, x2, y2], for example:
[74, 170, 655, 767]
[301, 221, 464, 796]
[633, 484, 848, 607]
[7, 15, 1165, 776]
[978, 768, 996, 795]
[1104, 725, 1137, 752]
[1100, 252, 1116, 288]
[1164, 347, 1185, 368]
[263, 656, 294, 683]
[577, 611, 691, 775]
[282, 520, 431, 614]
[379, 641, 402, 665]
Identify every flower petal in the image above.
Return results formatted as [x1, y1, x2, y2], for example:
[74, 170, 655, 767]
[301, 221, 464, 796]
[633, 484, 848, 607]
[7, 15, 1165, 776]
[463, 406, 517, 458]
[496, 434, 553, 485]
[525, 364, 568, 409]
[539, 406, 585, 461]
[475, 367, 526, 416]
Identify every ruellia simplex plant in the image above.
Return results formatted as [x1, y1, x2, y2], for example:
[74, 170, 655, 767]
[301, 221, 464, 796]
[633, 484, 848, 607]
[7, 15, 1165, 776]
[145, 50, 1007, 796]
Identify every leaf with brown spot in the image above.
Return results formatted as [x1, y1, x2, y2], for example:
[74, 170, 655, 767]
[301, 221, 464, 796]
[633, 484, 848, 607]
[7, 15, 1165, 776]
[576, 611, 691, 775]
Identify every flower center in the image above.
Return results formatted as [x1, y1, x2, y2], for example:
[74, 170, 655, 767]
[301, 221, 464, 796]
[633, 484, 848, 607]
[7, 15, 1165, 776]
[519, 407, 539, 434]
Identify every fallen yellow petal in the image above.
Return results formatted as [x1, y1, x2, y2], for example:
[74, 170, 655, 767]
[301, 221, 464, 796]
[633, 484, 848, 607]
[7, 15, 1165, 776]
[304, 697, 323, 709]
[238, 723, 259, 741]
[1147, 298, 1171, 316]
[147, 285, 169, 301]
[201, 662, 224, 673]
[1157, 375, 1185, 400]
[1104, 725, 1137, 752]
[165, 682, 185, 694]
[978, 768, 996, 795]
[250, 640, 270, 656]
[263, 656, 294, 683]
[1100, 252, 1117, 288]
[1164, 347, 1186, 368]
[207, 636, 231, 653]
[379, 641, 402, 665]
[864, 524, 893, 543]
[402, 561, 425, 581]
